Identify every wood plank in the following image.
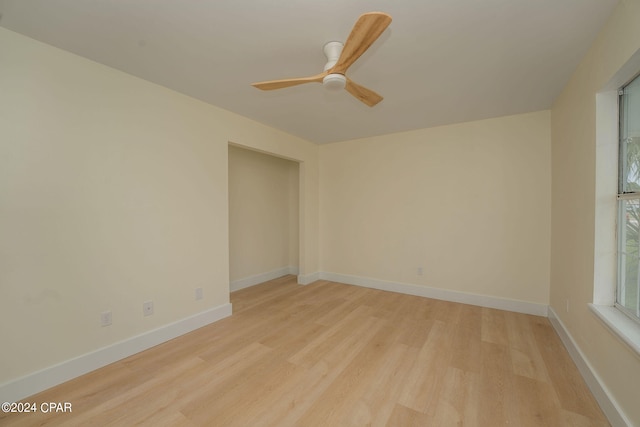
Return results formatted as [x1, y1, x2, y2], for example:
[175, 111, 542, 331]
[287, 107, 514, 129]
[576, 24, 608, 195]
[397, 319, 456, 414]
[429, 367, 480, 427]
[385, 404, 430, 426]
[294, 322, 400, 425]
[477, 340, 520, 425]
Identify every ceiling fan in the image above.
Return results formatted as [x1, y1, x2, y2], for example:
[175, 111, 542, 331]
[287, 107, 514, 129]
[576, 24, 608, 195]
[251, 12, 392, 107]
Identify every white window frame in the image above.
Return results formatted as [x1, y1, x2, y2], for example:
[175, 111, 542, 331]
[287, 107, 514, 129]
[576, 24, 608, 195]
[614, 77, 640, 323]
[591, 48, 640, 356]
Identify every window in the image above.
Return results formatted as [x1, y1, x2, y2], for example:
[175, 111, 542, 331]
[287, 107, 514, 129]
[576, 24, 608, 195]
[618, 73, 640, 322]
[591, 50, 640, 356]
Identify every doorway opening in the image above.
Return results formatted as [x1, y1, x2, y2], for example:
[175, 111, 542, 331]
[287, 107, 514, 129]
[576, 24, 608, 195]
[228, 144, 300, 291]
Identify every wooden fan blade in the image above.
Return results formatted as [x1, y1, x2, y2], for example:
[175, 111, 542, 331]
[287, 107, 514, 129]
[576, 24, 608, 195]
[330, 12, 392, 75]
[252, 72, 327, 91]
[345, 78, 383, 107]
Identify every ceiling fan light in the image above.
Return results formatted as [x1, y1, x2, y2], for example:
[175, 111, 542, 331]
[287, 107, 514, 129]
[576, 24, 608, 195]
[323, 73, 346, 91]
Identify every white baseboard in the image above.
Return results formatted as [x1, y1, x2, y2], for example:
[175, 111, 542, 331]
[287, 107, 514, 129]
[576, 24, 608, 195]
[548, 307, 631, 427]
[230, 266, 299, 291]
[0, 303, 232, 403]
[297, 271, 321, 285]
[318, 272, 548, 316]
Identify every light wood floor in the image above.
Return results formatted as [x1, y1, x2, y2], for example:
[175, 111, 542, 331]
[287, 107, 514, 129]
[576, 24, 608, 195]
[1, 276, 609, 426]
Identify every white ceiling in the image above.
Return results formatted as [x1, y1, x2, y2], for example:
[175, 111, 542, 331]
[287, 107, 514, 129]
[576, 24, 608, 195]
[0, 0, 618, 144]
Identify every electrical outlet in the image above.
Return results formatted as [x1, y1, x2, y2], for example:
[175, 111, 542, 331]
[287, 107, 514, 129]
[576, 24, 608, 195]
[195, 287, 203, 300]
[143, 300, 154, 317]
[417, 267, 423, 276]
[100, 311, 112, 327]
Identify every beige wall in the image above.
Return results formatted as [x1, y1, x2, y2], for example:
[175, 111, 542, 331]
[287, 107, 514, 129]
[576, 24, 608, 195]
[0, 27, 317, 385]
[228, 145, 299, 282]
[319, 111, 551, 305]
[550, 0, 640, 424]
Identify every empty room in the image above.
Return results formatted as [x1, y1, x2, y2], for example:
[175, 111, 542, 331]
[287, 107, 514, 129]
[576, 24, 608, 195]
[1, 1, 639, 426]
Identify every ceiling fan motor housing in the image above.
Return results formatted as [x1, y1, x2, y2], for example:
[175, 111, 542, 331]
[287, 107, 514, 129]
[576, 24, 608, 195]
[323, 73, 346, 90]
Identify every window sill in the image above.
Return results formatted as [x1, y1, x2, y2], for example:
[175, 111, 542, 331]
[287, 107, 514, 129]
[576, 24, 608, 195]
[589, 304, 640, 358]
